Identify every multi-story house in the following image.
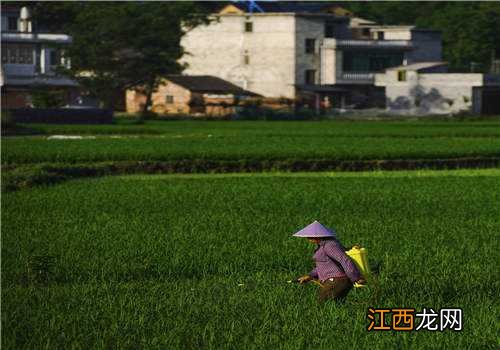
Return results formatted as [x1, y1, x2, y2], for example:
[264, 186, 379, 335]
[1, 5, 77, 109]
[180, 2, 442, 108]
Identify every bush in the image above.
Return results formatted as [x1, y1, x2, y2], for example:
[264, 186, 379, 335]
[234, 106, 321, 121]
[138, 110, 158, 121]
[30, 87, 66, 108]
[234, 106, 274, 120]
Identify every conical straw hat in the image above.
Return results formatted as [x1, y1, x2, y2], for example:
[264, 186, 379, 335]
[293, 220, 336, 238]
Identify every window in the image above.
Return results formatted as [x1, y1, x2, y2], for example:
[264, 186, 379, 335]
[50, 50, 60, 66]
[244, 54, 250, 65]
[362, 28, 370, 37]
[376, 31, 385, 40]
[343, 51, 404, 72]
[244, 21, 253, 32]
[305, 39, 315, 54]
[8, 17, 17, 31]
[325, 23, 335, 38]
[305, 69, 316, 85]
[397, 70, 407, 82]
[166, 95, 174, 104]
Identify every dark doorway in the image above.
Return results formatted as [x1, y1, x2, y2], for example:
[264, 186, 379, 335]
[482, 88, 500, 115]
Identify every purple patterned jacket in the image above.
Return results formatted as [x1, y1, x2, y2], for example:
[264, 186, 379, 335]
[309, 239, 361, 283]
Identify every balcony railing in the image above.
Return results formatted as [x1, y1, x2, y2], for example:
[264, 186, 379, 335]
[334, 39, 413, 50]
[1, 32, 72, 44]
[338, 72, 375, 83]
[2, 64, 36, 77]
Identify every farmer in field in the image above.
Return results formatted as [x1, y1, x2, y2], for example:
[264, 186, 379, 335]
[294, 220, 366, 303]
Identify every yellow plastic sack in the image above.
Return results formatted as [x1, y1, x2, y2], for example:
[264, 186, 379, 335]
[345, 246, 370, 288]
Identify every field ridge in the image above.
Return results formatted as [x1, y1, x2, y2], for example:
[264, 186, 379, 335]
[3, 157, 500, 192]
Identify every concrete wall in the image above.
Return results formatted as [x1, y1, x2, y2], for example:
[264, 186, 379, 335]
[375, 28, 412, 40]
[320, 46, 335, 84]
[295, 16, 324, 86]
[319, 39, 345, 85]
[375, 71, 484, 114]
[180, 14, 297, 98]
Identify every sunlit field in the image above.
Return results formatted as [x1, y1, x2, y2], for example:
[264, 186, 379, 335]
[2, 170, 498, 348]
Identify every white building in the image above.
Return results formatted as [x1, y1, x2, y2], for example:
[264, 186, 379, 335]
[1, 5, 77, 109]
[375, 62, 500, 115]
[180, 3, 442, 108]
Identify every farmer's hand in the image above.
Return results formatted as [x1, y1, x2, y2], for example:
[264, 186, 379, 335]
[355, 278, 367, 285]
[297, 275, 312, 284]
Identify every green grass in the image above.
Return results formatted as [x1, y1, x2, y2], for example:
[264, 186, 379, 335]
[2, 170, 499, 348]
[3, 120, 500, 164]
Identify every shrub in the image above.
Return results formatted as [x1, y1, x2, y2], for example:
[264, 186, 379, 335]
[30, 87, 66, 108]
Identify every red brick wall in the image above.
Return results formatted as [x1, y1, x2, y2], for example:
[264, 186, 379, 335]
[125, 89, 148, 113]
[126, 81, 192, 114]
[1, 87, 78, 110]
[126, 80, 238, 116]
[1, 89, 30, 109]
[151, 81, 191, 114]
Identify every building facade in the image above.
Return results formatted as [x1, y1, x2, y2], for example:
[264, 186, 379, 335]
[1, 6, 77, 109]
[375, 62, 500, 115]
[180, 3, 442, 108]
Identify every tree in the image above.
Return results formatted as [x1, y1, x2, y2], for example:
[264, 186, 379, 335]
[33, 2, 211, 113]
[414, 3, 500, 72]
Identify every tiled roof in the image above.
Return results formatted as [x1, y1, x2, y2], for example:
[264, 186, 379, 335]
[165, 75, 260, 96]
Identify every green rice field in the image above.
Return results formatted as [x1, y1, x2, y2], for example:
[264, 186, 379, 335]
[2, 169, 499, 349]
[3, 120, 500, 164]
[2, 120, 500, 348]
